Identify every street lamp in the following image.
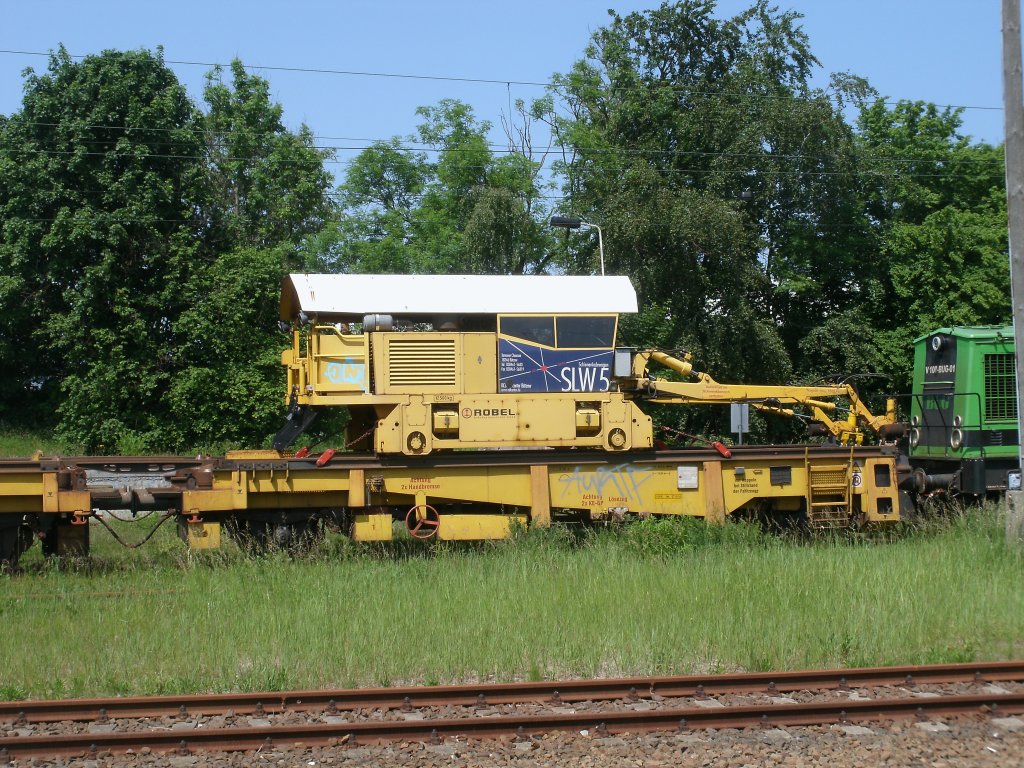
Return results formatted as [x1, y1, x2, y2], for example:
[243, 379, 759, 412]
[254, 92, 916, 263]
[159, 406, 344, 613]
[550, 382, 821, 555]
[549, 216, 605, 276]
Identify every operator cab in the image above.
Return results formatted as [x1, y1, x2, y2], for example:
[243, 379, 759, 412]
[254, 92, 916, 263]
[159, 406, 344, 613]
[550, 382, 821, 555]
[279, 273, 637, 399]
[277, 273, 650, 454]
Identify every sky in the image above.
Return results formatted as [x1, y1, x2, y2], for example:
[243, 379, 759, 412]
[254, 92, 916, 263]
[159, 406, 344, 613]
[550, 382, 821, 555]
[0, 0, 1010, 181]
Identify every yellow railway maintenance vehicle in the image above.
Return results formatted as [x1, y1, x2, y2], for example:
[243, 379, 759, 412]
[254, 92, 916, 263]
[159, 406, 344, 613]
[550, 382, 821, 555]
[276, 274, 901, 454]
[0, 274, 908, 566]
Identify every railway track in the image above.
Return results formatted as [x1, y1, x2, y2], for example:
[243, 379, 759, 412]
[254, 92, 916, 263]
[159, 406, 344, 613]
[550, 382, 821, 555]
[2, 660, 1022, 724]
[1, 662, 1022, 759]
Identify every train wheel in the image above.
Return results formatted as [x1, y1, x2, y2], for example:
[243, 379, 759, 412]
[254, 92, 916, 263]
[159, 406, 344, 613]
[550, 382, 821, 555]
[405, 504, 440, 540]
[270, 519, 324, 551]
[226, 515, 324, 554]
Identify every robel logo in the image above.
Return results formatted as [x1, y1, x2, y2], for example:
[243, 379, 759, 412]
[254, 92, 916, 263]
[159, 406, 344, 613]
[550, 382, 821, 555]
[462, 407, 515, 418]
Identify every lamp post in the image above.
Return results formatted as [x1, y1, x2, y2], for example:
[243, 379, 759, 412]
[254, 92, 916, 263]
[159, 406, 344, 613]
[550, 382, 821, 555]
[549, 216, 605, 276]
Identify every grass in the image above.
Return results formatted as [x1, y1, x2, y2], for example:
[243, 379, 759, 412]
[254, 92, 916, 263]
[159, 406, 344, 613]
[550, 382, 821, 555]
[1, 508, 1022, 699]
[0, 426, 79, 458]
[0, 425, 248, 459]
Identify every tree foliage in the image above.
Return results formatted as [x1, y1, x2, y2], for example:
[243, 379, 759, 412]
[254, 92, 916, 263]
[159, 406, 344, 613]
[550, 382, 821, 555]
[202, 61, 336, 249]
[550, 0, 865, 386]
[165, 246, 289, 451]
[336, 98, 557, 275]
[809, 100, 1009, 391]
[551, 0, 1008, 410]
[0, 48, 336, 451]
[0, 47, 206, 446]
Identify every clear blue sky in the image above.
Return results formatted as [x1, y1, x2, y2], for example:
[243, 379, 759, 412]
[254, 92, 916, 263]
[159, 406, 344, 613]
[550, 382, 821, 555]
[0, 0, 1009, 181]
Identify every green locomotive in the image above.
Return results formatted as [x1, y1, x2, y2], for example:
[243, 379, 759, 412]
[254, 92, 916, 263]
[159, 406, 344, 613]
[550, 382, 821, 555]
[909, 325, 1019, 494]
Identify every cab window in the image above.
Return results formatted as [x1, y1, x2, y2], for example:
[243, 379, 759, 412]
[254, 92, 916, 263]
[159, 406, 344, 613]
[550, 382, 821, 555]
[499, 315, 555, 346]
[556, 315, 616, 348]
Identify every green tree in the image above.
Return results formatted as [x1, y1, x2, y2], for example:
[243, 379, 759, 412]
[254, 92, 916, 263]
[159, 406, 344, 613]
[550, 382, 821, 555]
[805, 101, 1010, 391]
[551, 0, 862, 385]
[335, 138, 429, 273]
[0, 49, 339, 451]
[337, 99, 556, 275]
[0, 47, 206, 448]
[164, 246, 288, 451]
[202, 60, 337, 249]
[165, 63, 339, 448]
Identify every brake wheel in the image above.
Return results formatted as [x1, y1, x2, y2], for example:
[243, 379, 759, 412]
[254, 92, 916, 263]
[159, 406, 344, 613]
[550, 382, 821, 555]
[405, 504, 440, 539]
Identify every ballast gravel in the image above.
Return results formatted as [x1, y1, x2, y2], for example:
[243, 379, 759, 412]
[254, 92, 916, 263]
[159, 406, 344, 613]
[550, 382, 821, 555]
[12, 715, 1024, 768]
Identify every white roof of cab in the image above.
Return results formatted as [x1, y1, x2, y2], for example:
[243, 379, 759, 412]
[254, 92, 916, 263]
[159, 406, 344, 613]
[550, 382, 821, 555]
[280, 273, 638, 319]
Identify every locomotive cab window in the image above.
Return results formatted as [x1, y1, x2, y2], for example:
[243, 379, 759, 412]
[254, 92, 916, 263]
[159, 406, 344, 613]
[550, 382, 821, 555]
[498, 314, 617, 349]
[555, 315, 616, 349]
[499, 315, 555, 346]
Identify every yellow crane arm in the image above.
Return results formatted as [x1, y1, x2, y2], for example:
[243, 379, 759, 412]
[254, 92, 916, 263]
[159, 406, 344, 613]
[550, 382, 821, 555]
[626, 350, 899, 444]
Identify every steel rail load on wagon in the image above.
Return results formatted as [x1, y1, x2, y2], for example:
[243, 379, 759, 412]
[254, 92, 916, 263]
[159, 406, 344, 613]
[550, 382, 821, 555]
[0, 274, 908, 566]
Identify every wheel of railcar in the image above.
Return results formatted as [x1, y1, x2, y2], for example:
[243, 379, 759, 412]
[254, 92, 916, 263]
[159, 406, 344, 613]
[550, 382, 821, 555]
[225, 514, 324, 554]
[270, 518, 324, 551]
[405, 504, 440, 539]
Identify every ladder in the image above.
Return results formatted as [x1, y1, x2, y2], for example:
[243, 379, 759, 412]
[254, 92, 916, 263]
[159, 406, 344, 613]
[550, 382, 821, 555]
[805, 448, 853, 531]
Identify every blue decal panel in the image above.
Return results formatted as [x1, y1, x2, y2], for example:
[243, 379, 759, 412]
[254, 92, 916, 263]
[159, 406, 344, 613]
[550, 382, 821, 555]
[323, 358, 368, 392]
[498, 339, 612, 393]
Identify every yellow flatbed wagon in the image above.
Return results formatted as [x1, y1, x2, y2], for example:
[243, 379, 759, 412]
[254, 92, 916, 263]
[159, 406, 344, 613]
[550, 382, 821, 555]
[0, 442, 903, 562]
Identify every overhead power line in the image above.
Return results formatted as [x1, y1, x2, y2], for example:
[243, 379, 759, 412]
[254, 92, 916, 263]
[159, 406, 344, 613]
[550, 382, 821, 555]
[0, 145, 1004, 181]
[0, 48, 550, 87]
[0, 48, 1004, 114]
[0, 122, 1006, 167]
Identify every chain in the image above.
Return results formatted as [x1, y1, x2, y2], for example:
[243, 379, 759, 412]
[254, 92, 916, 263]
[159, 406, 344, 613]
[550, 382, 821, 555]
[344, 425, 376, 450]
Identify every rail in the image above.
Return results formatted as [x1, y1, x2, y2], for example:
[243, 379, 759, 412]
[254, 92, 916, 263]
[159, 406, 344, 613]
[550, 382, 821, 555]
[2, 660, 1020, 724]
[1, 690, 1021, 759]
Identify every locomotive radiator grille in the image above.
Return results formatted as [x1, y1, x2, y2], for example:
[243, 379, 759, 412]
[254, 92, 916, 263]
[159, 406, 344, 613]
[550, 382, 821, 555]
[984, 353, 1017, 422]
[387, 338, 458, 387]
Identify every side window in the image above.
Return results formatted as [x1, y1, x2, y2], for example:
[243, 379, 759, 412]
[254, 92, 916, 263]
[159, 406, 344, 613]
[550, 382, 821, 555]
[556, 316, 616, 348]
[500, 315, 555, 346]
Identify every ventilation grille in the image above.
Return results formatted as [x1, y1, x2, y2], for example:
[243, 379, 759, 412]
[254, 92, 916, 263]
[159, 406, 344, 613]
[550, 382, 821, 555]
[985, 430, 1005, 446]
[984, 353, 1017, 422]
[387, 338, 457, 387]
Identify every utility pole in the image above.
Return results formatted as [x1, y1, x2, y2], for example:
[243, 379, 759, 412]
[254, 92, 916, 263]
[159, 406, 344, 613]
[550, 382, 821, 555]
[1003, 0, 1024, 535]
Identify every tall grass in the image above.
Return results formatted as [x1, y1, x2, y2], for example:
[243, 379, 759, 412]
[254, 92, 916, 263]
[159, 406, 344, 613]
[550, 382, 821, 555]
[1, 508, 1021, 699]
[0, 427, 79, 458]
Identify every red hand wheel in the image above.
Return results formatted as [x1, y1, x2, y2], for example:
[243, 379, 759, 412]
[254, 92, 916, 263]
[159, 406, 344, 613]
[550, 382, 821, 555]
[405, 504, 440, 539]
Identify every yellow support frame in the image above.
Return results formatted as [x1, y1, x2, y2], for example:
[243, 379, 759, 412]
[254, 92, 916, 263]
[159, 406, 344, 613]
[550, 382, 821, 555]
[0, 447, 902, 552]
[168, 448, 902, 546]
